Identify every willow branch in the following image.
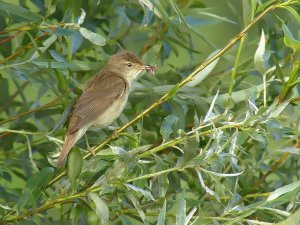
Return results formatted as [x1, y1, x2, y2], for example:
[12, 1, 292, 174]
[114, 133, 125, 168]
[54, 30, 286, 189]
[0, 95, 62, 125]
[48, 2, 279, 186]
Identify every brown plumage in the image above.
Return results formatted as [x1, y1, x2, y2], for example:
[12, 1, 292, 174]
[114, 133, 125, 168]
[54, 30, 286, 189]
[57, 51, 156, 167]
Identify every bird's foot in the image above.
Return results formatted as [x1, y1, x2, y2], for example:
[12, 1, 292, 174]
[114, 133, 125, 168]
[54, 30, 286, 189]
[112, 127, 120, 138]
[88, 146, 96, 156]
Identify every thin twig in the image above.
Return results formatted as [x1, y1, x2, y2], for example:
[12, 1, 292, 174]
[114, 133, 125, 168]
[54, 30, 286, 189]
[0, 95, 62, 125]
[0, 31, 49, 65]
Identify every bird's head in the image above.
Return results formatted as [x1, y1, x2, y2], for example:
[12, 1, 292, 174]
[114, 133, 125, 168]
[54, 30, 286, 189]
[106, 51, 156, 81]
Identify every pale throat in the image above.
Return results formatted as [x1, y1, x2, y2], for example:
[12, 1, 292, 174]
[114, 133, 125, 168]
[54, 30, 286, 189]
[124, 69, 144, 84]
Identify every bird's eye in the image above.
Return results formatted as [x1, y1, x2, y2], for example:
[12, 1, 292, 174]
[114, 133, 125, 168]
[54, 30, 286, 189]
[126, 63, 133, 68]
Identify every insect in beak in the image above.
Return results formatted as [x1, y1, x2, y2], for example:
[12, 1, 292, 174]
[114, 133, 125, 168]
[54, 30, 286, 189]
[143, 65, 157, 74]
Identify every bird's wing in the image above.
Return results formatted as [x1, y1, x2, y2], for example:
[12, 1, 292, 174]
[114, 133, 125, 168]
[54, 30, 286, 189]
[68, 75, 127, 134]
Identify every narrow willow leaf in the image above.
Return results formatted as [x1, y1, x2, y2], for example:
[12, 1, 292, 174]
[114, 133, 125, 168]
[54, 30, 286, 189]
[160, 115, 178, 142]
[127, 192, 146, 222]
[185, 207, 197, 225]
[118, 215, 132, 225]
[213, 81, 271, 104]
[196, 169, 219, 201]
[125, 184, 155, 201]
[157, 199, 166, 225]
[278, 208, 300, 225]
[68, 147, 83, 192]
[164, 83, 180, 100]
[16, 167, 54, 210]
[204, 90, 219, 123]
[186, 49, 220, 87]
[139, 0, 163, 21]
[267, 180, 300, 202]
[201, 168, 243, 177]
[0, 2, 42, 22]
[77, 8, 86, 25]
[175, 190, 186, 225]
[183, 139, 199, 163]
[24, 135, 38, 172]
[267, 101, 289, 118]
[0, 202, 12, 211]
[79, 27, 106, 46]
[256, 0, 277, 13]
[25, 32, 42, 55]
[154, 155, 169, 197]
[30, 35, 57, 61]
[242, 0, 252, 26]
[49, 100, 75, 134]
[194, 11, 236, 24]
[282, 6, 300, 24]
[71, 30, 84, 55]
[254, 29, 266, 74]
[88, 193, 109, 225]
[168, 0, 188, 28]
[277, 147, 300, 154]
[282, 23, 300, 53]
[44, 0, 56, 17]
[110, 146, 130, 160]
[228, 131, 239, 170]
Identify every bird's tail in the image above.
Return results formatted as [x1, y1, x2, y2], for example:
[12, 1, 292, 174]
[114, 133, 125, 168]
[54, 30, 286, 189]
[57, 132, 78, 167]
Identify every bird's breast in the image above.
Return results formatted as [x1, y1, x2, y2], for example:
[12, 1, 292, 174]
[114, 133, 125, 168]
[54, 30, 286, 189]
[93, 91, 129, 128]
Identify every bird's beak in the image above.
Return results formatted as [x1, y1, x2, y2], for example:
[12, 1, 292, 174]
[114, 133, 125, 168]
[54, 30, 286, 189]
[143, 64, 157, 74]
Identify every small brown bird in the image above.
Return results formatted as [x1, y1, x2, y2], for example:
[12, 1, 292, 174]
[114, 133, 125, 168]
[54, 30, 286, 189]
[57, 51, 156, 167]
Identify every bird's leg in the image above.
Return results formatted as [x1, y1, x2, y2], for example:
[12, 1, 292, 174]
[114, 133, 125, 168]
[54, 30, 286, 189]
[108, 126, 120, 138]
[85, 133, 95, 156]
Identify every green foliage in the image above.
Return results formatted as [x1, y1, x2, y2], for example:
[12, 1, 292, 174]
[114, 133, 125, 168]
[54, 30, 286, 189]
[0, 0, 300, 224]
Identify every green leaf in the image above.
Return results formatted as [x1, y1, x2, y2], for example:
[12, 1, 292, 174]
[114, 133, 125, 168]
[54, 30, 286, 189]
[267, 180, 300, 202]
[79, 27, 106, 46]
[0, 202, 13, 211]
[256, 0, 277, 13]
[282, 6, 300, 24]
[201, 168, 244, 177]
[203, 90, 219, 122]
[267, 101, 289, 118]
[16, 167, 54, 210]
[127, 192, 146, 223]
[194, 11, 236, 24]
[277, 147, 300, 154]
[154, 155, 169, 198]
[68, 147, 83, 192]
[30, 34, 58, 61]
[125, 184, 155, 201]
[282, 23, 300, 53]
[186, 49, 220, 87]
[213, 81, 269, 104]
[49, 100, 75, 134]
[160, 115, 178, 142]
[0, 2, 42, 22]
[167, 0, 188, 28]
[157, 199, 166, 225]
[139, 0, 168, 24]
[88, 193, 109, 225]
[254, 29, 266, 74]
[242, 0, 252, 25]
[277, 208, 300, 225]
[44, 0, 56, 17]
[25, 32, 42, 55]
[175, 190, 186, 225]
[183, 139, 199, 163]
[77, 8, 86, 25]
